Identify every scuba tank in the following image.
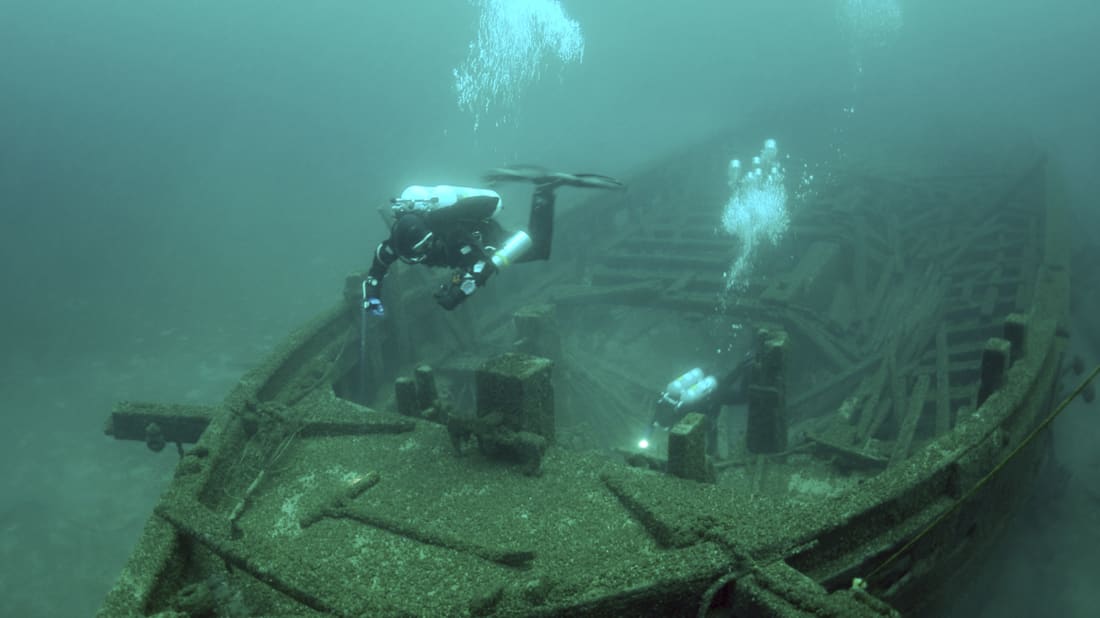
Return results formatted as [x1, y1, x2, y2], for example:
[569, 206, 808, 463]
[393, 185, 502, 218]
[662, 368, 717, 408]
[491, 231, 533, 269]
[680, 375, 718, 407]
[665, 368, 704, 402]
[645, 368, 718, 447]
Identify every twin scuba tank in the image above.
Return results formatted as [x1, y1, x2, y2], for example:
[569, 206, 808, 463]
[392, 185, 532, 269]
[393, 185, 503, 217]
[663, 368, 718, 409]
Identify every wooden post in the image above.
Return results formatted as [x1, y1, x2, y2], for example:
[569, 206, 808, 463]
[1003, 313, 1028, 364]
[668, 413, 710, 482]
[414, 364, 439, 411]
[746, 328, 788, 453]
[476, 353, 555, 442]
[394, 377, 419, 418]
[978, 338, 1011, 406]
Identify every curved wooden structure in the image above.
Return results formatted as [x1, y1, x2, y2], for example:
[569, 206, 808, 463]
[100, 127, 1071, 617]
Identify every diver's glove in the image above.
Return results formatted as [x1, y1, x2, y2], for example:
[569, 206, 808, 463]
[434, 261, 496, 310]
[365, 297, 385, 317]
[435, 273, 477, 310]
[362, 277, 385, 317]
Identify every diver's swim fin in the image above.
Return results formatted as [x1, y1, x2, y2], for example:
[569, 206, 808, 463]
[561, 173, 625, 190]
[484, 166, 625, 190]
[483, 165, 552, 185]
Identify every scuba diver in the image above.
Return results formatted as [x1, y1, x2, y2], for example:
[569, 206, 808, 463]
[641, 353, 754, 456]
[362, 165, 623, 314]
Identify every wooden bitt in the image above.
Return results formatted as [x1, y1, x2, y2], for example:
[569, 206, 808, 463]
[1003, 313, 1028, 364]
[754, 327, 788, 389]
[394, 377, 419, 417]
[746, 328, 788, 454]
[978, 337, 1012, 406]
[414, 364, 439, 411]
[476, 353, 555, 442]
[667, 412, 710, 482]
[747, 386, 786, 453]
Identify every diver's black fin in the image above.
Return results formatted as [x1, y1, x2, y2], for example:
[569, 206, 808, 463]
[483, 165, 552, 185]
[484, 166, 625, 190]
[563, 173, 625, 190]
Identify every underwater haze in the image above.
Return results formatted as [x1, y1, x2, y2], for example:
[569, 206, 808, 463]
[1, 1, 1098, 616]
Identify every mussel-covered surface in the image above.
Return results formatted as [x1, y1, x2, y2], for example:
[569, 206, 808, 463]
[101, 127, 1068, 617]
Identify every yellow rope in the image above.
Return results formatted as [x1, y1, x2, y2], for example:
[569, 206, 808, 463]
[856, 362, 1100, 588]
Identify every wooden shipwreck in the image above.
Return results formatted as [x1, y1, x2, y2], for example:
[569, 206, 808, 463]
[101, 125, 1082, 617]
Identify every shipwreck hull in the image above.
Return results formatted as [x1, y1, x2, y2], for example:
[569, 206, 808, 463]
[101, 127, 1071, 617]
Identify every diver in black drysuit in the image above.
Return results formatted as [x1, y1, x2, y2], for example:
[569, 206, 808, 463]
[363, 166, 623, 313]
